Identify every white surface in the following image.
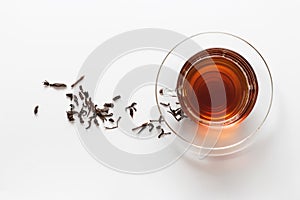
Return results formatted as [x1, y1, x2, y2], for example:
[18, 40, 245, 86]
[0, 0, 299, 199]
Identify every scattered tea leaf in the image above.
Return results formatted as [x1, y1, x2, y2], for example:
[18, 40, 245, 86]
[79, 92, 84, 100]
[132, 122, 148, 131]
[160, 102, 170, 107]
[129, 108, 134, 118]
[105, 117, 121, 130]
[66, 93, 73, 101]
[148, 123, 154, 132]
[126, 102, 137, 118]
[167, 106, 187, 122]
[158, 129, 171, 138]
[112, 95, 121, 101]
[94, 118, 99, 126]
[43, 80, 67, 88]
[71, 75, 85, 88]
[103, 103, 114, 108]
[159, 88, 164, 95]
[34, 105, 39, 115]
[70, 104, 75, 110]
[73, 95, 79, 106]
[86, 119, 92, 129]
[66, 110, 76, 121]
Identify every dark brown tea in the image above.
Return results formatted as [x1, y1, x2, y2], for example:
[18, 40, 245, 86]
[177, 48, 258, 126]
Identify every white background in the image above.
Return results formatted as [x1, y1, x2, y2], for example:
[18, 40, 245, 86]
[0, 0, 299, 199]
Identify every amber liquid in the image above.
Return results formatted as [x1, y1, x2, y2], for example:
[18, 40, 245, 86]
[177, 48, 258, 126]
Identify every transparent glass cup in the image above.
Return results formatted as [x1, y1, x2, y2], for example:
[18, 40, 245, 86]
[155, 32, 273, 157]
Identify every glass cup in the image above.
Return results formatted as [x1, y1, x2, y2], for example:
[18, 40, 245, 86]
[155, 32, 273, 157]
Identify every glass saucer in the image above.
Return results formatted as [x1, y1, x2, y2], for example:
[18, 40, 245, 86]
[155, 32, 273, 157]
